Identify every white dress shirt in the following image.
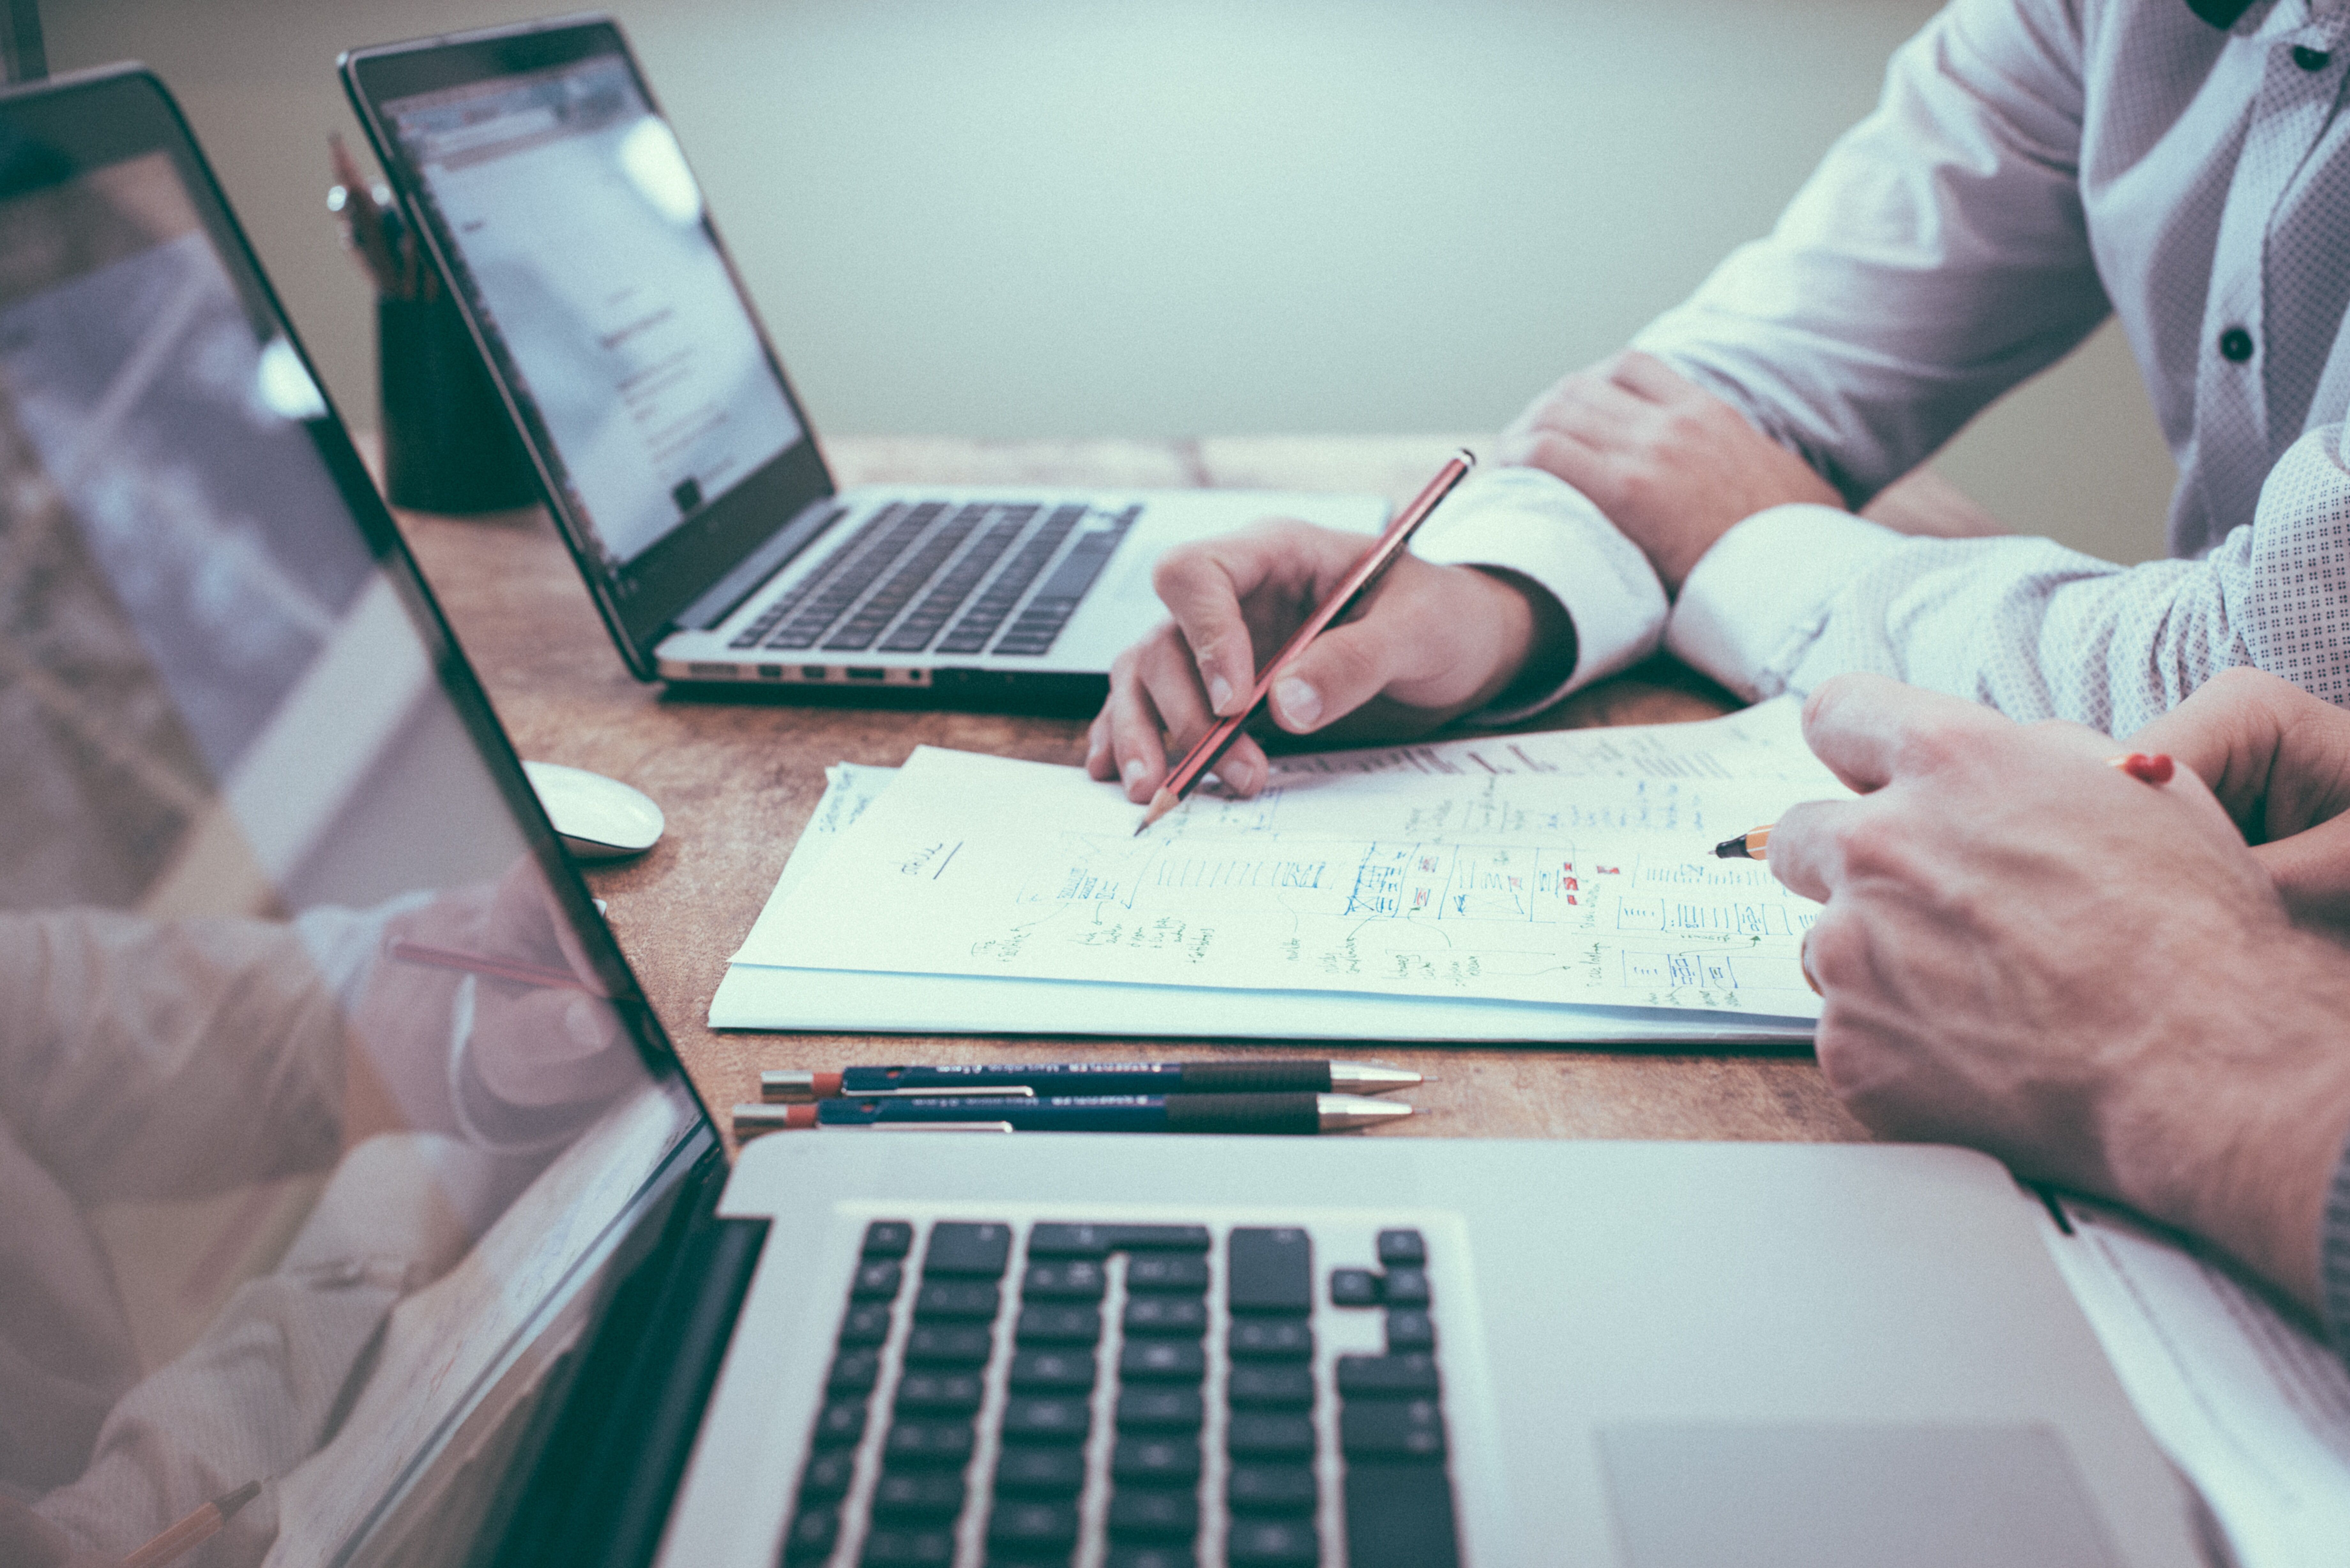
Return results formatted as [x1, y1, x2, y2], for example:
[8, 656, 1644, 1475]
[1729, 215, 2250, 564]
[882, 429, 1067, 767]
[1413, 0, 2350, 738]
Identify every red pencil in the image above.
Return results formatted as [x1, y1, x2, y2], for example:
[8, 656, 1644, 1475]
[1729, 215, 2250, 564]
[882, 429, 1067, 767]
[1135, 451, 1476, 833]
[385, 938, 601, 994]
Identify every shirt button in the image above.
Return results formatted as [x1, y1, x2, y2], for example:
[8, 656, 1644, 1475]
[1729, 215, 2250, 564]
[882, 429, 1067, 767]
[2293, 45, 2331, 71]
[2219, 326, 2255, 363]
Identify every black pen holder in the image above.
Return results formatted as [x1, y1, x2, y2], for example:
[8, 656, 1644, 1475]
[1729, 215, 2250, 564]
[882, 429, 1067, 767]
[378, 291, 540, 515]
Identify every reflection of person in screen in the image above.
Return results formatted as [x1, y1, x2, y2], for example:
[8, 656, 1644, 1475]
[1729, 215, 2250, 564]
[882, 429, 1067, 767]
[0, 864, 642, 1568]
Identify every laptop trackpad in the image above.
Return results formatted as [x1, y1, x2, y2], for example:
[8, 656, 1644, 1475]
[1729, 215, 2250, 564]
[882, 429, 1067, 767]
[1597, 1422, 2122, 1568]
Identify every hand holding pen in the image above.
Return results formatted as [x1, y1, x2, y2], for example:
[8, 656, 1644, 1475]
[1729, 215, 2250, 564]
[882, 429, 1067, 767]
[328, 132, 430, 301]
[1088, 451, 1560, 809]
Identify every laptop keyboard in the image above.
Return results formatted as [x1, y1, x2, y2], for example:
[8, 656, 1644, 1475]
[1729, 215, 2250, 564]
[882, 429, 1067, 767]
[781, 1218, 1461, 1568]
[729, 501, 1141, 660]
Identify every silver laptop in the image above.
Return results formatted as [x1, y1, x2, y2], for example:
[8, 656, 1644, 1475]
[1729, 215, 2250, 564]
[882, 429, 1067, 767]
[341, 16, 1385, 707]
[3, 66, 2202, 1568]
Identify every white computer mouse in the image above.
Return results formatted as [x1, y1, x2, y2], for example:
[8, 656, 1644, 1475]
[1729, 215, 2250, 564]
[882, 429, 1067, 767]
[522, 761, 665, 861]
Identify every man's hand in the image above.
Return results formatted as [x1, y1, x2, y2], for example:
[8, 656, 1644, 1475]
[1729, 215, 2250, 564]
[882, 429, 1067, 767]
[1497, 350, 1843, 592]
[2127, 667, 2350, 931]
[1765, 673, 2350, 1314]
[1086, 520, 1570, 803]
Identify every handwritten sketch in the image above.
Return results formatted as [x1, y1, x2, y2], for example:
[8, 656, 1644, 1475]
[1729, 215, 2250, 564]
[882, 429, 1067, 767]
[736, 701, 1843, 1017]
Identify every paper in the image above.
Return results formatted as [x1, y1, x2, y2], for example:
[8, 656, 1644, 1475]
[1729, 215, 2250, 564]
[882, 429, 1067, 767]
[733, 702, 1839, 1020]
[2039, 1196, 2350, 1568]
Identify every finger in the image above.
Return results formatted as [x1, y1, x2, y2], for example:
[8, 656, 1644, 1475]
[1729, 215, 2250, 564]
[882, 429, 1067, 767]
[1212, 731, 1271, 797]
[1797, 673, 2009, 794]
[2129, 667, 2350, 837]
[1263, 619, 1408, 735]
[1759, 796, 1861, 905]
[2252, 814, 2350, 928]
[1605, 349, 1698, 404]
[1085, 714, 1113, 780]
[1102, 652, 1174, 801]
[1153, 529, 1337, 716]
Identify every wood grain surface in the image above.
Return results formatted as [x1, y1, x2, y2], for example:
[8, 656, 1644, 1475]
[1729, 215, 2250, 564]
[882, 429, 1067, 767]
[392, 436, 1868, 1149]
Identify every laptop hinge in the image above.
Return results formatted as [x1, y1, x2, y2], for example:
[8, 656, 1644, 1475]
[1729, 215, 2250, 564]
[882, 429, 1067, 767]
[489, 1146, 769, 1568]
[672, 496, 847, 633]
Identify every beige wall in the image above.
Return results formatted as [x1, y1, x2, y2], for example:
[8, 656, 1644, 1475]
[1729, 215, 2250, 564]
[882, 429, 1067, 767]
[49, 0, 2177, 564]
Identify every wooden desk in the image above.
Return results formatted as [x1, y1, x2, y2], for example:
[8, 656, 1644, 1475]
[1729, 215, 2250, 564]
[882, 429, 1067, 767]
[394, 436, 1867, 1147]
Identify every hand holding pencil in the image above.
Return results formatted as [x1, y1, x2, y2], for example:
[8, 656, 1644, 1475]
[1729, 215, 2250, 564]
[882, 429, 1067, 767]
[1090, 450, 1572, 810]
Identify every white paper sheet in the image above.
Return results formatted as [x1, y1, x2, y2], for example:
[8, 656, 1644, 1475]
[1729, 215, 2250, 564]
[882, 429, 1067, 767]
[2039, 1196, 2350, 1568]
[732, 702, 1838, 1018]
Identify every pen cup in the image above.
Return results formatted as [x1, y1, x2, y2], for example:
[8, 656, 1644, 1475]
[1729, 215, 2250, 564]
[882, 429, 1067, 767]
[377, 291, 539, 515]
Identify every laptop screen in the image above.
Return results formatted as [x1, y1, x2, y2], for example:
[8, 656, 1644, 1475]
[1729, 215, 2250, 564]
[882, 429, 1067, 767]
[0, 71, 703, 1567]
[378, 53, 804, 574]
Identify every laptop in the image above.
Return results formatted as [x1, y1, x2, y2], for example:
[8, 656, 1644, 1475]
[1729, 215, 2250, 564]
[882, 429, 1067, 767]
[337, 16, 1386, 708]
[0, 65, 2206, 1568]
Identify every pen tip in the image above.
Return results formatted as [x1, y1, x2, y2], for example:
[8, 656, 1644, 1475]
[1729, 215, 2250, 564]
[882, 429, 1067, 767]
[1134, 788, 1178, 835]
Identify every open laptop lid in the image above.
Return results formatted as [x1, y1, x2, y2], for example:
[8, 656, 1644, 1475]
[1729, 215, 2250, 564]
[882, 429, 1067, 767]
[343, 15, 839, 679]
[0, 64, 724, 1567]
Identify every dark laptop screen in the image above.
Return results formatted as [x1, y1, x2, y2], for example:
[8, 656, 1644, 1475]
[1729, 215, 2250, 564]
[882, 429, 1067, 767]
[381, 51, 804, 575]
[0, 73, 702, 1568]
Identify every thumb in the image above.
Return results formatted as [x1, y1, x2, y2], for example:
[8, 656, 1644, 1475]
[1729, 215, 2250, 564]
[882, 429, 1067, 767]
[1264, 620, 1403, 734]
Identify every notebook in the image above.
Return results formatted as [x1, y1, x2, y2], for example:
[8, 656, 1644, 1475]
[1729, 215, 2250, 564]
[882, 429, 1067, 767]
[0, 60, 2205, 1568]
[339, 15, 1386, 709]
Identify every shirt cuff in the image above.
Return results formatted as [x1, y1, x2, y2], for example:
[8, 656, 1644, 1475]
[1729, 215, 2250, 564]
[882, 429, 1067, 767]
[1666, 503, 1905, 701]
[2323, 1127, 2350, 1357]
[1410, 465, 1668, 722]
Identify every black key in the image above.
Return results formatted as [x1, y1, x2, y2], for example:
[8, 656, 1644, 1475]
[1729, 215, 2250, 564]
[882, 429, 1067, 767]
[884, 1420, 975, 1467]
[1108, 1225, 1211, 1252]
[1336, 1354, 1439, 1398]
[1376, 1229, 1426, 1268]
[1226, 1517, 1319, 1565]
[1022, 1260, 1107, 1300]
[916, 1280, 1001, 1320]
[1339, 1398, 1445, 1460]
[853, 1260, 905, 1299]
[1381, 1268, 1431, 1307]
[1123, 1296, 1206, 1337]
[893, 1371, 984, 1413]
[1126, 1255, 1210, 1294]
[1227, 1412, 1316, 1459]
[1328, 1269, 1380, 1308]
[870, 1470, 965, 1522]
[1009, 1348, 1097, 1391]
[811, 1400, 868, 1447]
[1111, 1434, 1202, 1484]
[1228, 1319, 1313, 1361]
[988, 1498, 1079, 1551]
[905, 1323, 995, 1366]
[1108, 1548, 1197, 1568]
[1116, 1387, 1203, 1430]
[1001, 1395, 1092, 1443]
[1227, 1464, 1317, 1515]
[829, 1348, 881, 1394]
[1026, 1222, 1114, 1257]
[1227, 1365, 1314, 1409]
[1016, 1303, 1103, 1344]
[1227, 1229, 1313, 1314]
[782, 1506, 838, 1560]
[1343, 1461, 1459, 1568]
[1119, 1340, 1205, 1383]
[860, 1528, 955, 1566]
[864, 1221, 916, 1257]
[924, 1222, 1013, 1277]
[799, 1449, 855, 1501]
[839, 1301, 894, 1346]
[1107, 1487, 1199, 1539]
[1384, 1310, 1437, 1352]
[993, 1444, 1087, 1496]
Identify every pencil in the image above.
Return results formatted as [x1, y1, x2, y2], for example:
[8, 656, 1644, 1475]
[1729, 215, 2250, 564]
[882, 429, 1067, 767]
[1712, 825, 1771, 861]
[122, 1481, 261, 1568]
[385, 938, 600, 994]
[1135, 451, 1476, 833]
